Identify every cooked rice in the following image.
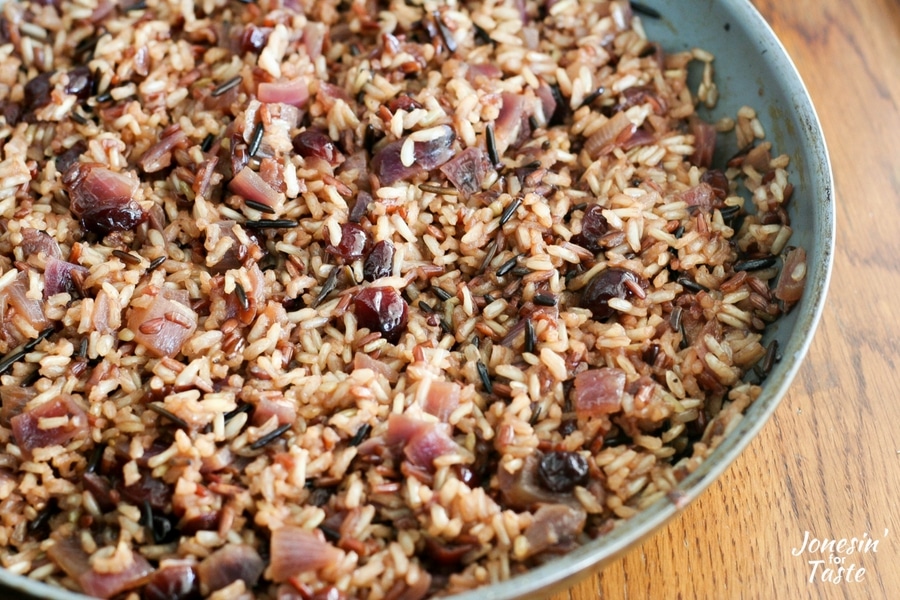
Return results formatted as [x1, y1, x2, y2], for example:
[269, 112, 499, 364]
[0, 0, 805, 598]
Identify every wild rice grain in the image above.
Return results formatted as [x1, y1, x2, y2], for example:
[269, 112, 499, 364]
[248, 122, 265, 157]
[211, 75, 243, 97]
[244, 199, 277, 214]
[734, 256, 778, 272]
[630, 1, 662, 18]
[112, 249, 142, 265]
[146, 403, 189, 429]
[499, 197, 522, 226]
[251, 423, 292, 450]
[477, 360, 493, 395]
[244, 219, 299, 229]
[486, 124, 500, 166]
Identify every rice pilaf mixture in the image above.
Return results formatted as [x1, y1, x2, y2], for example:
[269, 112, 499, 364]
[0, 0, 807, 598]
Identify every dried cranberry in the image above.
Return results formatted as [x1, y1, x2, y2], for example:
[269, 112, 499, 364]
[0, 17, 9, 46]
[580, 268, 639, 320]
[292, 129, 341, 165]
[144, 564, 200, 600]
[571, 204, 609, 253]
[349, 190, 372, 223]
[0, 100, 21, 126]
[700, 169, 729, 200]
[353, 287, 408, 344]
[537, 451, 589, 493]
[239, 25, 271, 54]
[386, 94, 423, 113]
[363, 240, 394, 282]
[65, 66, 94, 101]
[24, 72, 55, 114]
[423, 537, 475, 567]
[81, 203, 146, 236]
[327, 222, 372, 262]
[56, 140, 87, 175]
[117, 471, 171, 510]
[180, 511, 220, 535]
[558, 417, 577, 438]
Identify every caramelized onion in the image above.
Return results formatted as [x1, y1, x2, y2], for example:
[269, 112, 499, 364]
[439, 146, 493, 197]
[774, 247, 806, 303]
[127, 287, 198, 358]
[421, 380, 460, 422]
[572, 368, 626, 418]
[47, 537, 154, 599]
[196, 544, 264, 593]
[10, 395, 89, 454]
[138, 126, 188, 173]
[258, 79, 310, 107]
[268, 526, 343, 583]
[689, 115, 717, 168]
[583, 111, 634, 159]
[62, 163, 146, 235]
[386, 413, 458, 471]
[229, 165, 281, 209]
[522, 504, 586, 557]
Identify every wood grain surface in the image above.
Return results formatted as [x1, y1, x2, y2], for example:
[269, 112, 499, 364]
[553, 0, 900, 599]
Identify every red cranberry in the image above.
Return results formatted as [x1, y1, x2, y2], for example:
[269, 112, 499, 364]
[571, 204, 609, 253]
[579, 268, 639, 320]
[353, 287, 408, 344]
[327, 223, 372, 262]
[239, 25, 271, 54]
[537, 451, 589, 493]
[363, 240, 394, 282]
[292, 129, 342, 165]
[81, 204, 146, 236]
[24, 72, 54, 113]
[65, 66, 94, 101]
[55, 140, 87, 175]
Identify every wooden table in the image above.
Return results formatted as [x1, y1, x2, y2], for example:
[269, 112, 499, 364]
[553, 0, 900, 598]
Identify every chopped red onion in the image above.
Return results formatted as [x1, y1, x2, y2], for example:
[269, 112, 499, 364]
[494, 92, 527, 155]
[62, 163, 146, 235]
[2, 271, 50, 334]
[353, 352, 399, 383]
[258, 79, 310, 108]
[10, 395, 89, 454]
[44, 256, 90, 299]
[774, 247, 806, 303]
[138, 126, 188, 173]
[21, 228, 61, 261]
[522, 504, 586, 557]
[196, 544, 264, 593]
[373, 126, 456, 184]
[386, 413, 458, 471]
[47, 537, 154, 599]
[680, 182, 718, 211]
[421, 380, 460, 422]
[689, 115, 717, 168]
[439, 146, 493, 197]
[572, 368, 626, 418]
[304, 22, 326, 61]
[251, 396, 297, 427]
[583, 111, 635, 159]
[497, 454, 583, 510]
[268, 526, 343, 583]
[229, 165, 281, 209]
[127, 286, 198, 358]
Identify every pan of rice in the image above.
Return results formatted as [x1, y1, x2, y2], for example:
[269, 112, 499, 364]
[0, 0, 833, 598]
